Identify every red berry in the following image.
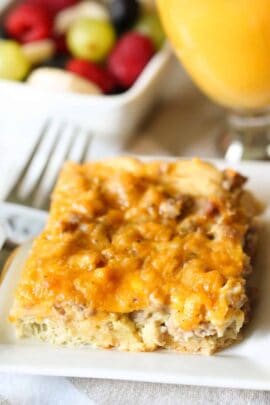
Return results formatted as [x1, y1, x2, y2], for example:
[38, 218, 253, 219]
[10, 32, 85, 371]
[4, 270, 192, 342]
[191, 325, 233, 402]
[108, 32, 155, 88]
[27, 0, 79, 15]
[5, 3, 53, 43]
[54, 34, 68, 55]
[66, 59, 117, 94]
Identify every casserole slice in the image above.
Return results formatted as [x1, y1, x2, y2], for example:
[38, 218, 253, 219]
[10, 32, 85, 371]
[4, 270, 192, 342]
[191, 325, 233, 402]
[9, 158, 262, 354]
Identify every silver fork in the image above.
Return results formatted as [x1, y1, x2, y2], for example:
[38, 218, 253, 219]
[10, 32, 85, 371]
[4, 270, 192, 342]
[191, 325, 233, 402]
[6, 116, 126, 210]
[0, 117, 91, 251]
[1, 116, 125, 250]
[6, 117, 93, 210]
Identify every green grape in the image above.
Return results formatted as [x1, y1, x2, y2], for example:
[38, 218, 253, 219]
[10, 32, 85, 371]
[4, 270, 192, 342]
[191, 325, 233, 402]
[135, 13, 165, 50]
[0, 40, 30, 81]
[67, 18, 116, 62]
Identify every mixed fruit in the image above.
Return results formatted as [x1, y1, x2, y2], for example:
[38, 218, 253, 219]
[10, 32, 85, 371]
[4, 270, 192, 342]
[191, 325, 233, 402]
[0, 0, 165, 95]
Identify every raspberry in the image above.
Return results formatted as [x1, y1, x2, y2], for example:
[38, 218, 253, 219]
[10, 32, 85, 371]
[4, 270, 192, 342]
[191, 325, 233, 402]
[5, 4, 53, 43]
[28, 0, 79, 15]
[108, 32, 155, 88]
[66, 58, 117, 94]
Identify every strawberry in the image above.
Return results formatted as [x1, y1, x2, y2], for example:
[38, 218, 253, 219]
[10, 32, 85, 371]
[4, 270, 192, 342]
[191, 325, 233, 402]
[5, 3, 53, 43]
[66, 58, 117, 94]
[108, 32, 155, 88]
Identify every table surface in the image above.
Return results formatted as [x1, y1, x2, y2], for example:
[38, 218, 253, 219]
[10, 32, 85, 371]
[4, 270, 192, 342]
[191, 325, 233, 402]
[1, 58, 270, 404]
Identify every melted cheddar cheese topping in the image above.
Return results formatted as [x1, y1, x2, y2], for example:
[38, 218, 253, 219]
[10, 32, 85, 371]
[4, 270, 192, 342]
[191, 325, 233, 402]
[12, 158, 255, 330]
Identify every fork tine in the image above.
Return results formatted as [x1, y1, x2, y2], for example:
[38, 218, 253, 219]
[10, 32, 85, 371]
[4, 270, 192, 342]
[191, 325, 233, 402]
[6, 120, 48, 202]
[17, 119, 63, 201]
[67, 127, 92, 163]
[32, 122, 75, 209]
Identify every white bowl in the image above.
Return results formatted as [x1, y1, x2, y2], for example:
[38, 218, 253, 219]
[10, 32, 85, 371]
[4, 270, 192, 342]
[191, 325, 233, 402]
[0, 0, 174, 138]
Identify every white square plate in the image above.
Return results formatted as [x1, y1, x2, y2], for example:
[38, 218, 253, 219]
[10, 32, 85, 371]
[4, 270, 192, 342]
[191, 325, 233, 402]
[0, 159, 270, 390]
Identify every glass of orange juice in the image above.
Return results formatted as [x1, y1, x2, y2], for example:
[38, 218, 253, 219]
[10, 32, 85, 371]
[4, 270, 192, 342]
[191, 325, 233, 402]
[157, 0, 270, 160]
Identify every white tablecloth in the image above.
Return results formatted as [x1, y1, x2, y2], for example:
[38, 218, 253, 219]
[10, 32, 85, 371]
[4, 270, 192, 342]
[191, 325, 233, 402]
[0, 63, 269, 405]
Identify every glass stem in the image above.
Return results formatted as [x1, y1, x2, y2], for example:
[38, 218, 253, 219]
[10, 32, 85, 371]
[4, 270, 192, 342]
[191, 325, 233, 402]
[218, 109, 270, 162]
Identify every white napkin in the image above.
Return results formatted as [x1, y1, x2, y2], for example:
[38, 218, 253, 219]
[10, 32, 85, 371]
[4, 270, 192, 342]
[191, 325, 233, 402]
[0, 374, 94, 405]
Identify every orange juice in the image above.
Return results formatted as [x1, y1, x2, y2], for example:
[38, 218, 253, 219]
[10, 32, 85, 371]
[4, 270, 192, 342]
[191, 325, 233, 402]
[157, 0, 270, 109]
